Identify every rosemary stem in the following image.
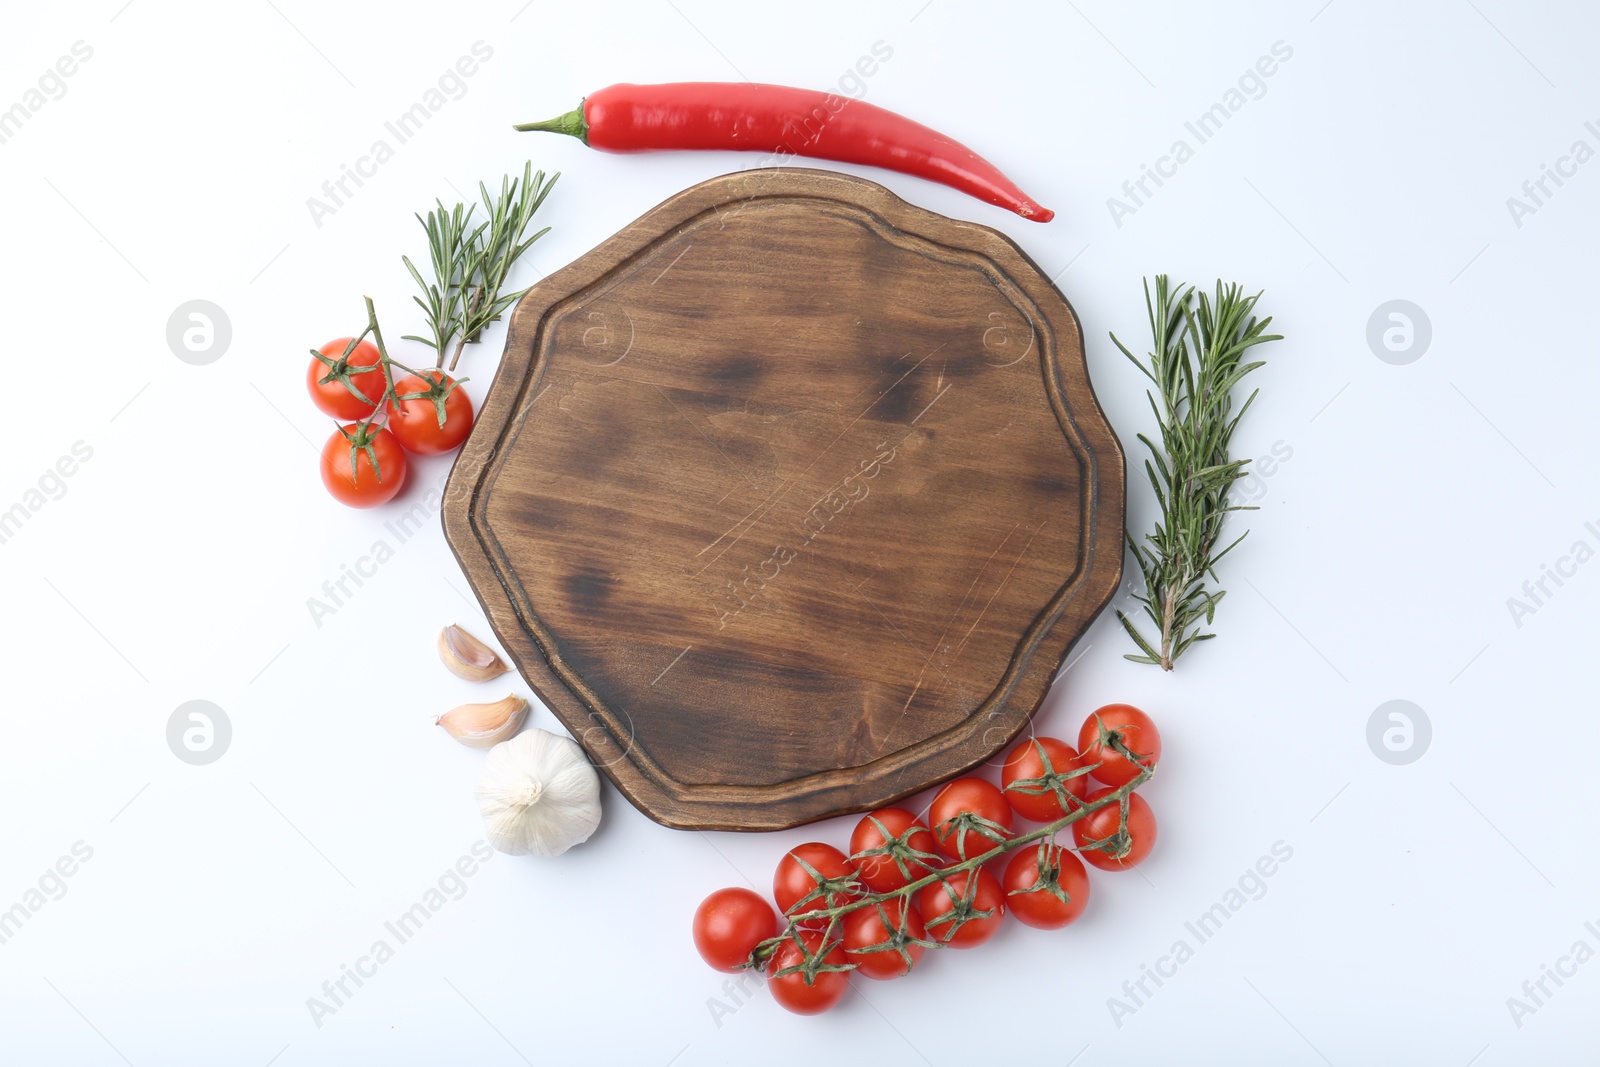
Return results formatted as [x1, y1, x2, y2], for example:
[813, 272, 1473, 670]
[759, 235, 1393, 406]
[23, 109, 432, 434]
[1160, 585, 1178, 671]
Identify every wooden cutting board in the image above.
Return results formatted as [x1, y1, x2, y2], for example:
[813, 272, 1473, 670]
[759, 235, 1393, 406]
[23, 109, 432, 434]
[443, 169, 1125, 831]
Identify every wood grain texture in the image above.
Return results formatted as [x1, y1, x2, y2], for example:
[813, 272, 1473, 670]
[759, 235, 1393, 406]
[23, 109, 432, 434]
[443, 169, 1125, 831]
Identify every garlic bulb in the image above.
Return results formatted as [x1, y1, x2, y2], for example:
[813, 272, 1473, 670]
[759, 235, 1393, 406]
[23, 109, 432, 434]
[436, 695, 529, 748]
[475, 729, 601, 857]
[438, 623, 511, 682]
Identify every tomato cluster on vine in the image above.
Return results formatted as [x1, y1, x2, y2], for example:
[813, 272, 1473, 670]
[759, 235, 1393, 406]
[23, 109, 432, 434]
[691, 703, 1162, 1015]
[308, 319, 477, 509]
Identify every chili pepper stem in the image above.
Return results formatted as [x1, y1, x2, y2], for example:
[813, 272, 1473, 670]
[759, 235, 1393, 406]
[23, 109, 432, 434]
[513, 106, 587, 142]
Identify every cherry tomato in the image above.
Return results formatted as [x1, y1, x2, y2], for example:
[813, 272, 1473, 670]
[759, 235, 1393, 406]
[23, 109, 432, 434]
[928, 777, 1014, 861]
[692, 887, 778, 973]
[916, 868, 1005, 949]
[848, 808, 940, 893]
[773, 843, 859, 925]
[843, 898, 928, 980]
[1004, 842, 1091, 929]
[320, 422, 407, 508]
[307, 338, 386, 420]
[1078, 704, 1161, 787]
[1001, 736, 1091, 822]
[388, 371, 474, 455]
[1073, 788, 1157, 871]
[767, 930, 850, 1015]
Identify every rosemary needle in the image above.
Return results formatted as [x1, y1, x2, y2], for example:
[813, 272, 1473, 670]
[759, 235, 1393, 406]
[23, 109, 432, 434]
[1112, 276, 1282, 671]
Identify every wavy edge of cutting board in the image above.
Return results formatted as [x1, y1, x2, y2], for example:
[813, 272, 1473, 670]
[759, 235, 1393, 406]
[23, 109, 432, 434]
[442, 168, 1126, 831]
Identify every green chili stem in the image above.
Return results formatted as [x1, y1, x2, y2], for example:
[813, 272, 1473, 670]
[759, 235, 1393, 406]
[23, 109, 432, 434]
[513, 104, 588, 141]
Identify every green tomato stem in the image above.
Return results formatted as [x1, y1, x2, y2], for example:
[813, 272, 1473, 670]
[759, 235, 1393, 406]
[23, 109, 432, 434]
[362, 295, 405, 424]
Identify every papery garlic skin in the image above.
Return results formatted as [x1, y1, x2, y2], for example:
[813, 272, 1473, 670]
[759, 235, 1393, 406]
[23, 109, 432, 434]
[476, 729, 601, 857]
[436, 695, 529, 748]
[438, 624, 511, 682]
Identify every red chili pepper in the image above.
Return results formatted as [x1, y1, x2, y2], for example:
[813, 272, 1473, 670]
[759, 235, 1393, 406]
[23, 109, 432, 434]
[515, 82, 1054, 223]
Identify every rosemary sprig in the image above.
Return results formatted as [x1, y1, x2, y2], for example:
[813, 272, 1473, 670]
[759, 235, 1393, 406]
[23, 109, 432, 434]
[1112, 276, 1281, 670]
[402, 163, 558, 371]
[457, 164, 557, 368]
[401, 201, 479, 366]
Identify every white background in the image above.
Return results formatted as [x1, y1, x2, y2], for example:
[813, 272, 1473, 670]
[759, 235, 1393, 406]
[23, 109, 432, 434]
[2, 0, 1597, 1063]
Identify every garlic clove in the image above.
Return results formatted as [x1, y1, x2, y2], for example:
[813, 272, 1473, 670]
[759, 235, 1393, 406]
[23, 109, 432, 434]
[436, 694, 529, 748]
[438, 623, 511, 682]
[475, 729, 602, 857]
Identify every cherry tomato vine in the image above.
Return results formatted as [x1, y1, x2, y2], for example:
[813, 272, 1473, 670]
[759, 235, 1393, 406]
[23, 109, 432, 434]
[691, 705, 1163, 1015]
[313, 297, 475, 508]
